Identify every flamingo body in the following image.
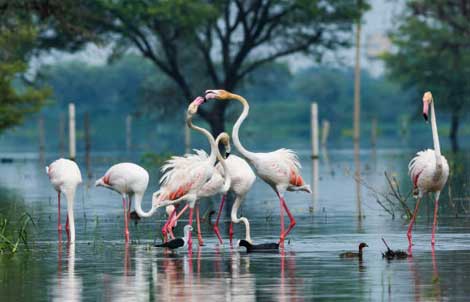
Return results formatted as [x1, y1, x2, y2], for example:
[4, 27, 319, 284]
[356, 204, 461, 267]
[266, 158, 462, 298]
[46, 158, 82, 243]
[409, 149, 449, 196]
[96, 162, 149, 242]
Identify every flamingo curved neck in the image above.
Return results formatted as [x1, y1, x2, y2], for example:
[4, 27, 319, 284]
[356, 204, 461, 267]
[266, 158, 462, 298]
[430, 101, 442, 166]
[228, 93, 256, 161]
[134, 193, 156, 218]
[231, 195, 252, 243]
[187, 114, 217, 165]
[215, 135, 231, 192]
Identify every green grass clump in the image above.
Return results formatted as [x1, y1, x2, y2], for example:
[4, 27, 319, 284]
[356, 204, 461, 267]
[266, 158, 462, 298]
[0, 213, 34, 255]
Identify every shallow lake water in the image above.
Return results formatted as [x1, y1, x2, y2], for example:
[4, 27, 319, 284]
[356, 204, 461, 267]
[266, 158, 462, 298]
[0, 148, 469, 301]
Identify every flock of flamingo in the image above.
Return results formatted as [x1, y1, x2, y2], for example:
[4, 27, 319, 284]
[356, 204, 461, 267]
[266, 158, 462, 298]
[46, 90, 449, 255]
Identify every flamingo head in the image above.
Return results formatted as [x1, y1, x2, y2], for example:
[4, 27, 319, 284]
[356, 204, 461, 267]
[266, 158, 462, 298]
[187, 96, 206, 116]
[204, 89, 231, 100]
[217, 132, 231, 158]
[422, 91, 433, 122]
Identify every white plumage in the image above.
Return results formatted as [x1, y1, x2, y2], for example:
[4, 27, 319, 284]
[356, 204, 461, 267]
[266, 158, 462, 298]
[46, 158, 82, 243]
[407, 91, 450, 252]
[95, 162, 149, 242]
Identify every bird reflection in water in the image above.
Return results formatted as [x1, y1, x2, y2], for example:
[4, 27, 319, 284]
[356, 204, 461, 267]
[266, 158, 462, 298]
[279, 249, 300, 302]
[52, 242, 82, 301]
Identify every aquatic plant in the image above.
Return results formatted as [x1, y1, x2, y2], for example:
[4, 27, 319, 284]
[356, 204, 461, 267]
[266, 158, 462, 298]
[0, 213, 34, 255]
[356, 171, 412, 220]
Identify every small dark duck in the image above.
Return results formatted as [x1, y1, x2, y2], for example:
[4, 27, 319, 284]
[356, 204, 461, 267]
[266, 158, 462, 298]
[238, 240, 279, 253]
[381, 238, 409, 260]
[339, 242, 368, 259]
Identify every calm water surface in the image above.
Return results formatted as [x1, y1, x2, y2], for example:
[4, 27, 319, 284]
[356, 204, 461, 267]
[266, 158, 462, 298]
[0, 149, 469, 301]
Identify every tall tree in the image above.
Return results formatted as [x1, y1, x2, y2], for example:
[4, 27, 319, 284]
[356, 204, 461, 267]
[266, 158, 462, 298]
[0, 4, 50, 133]
[383, 0, 470, 152]
[35, 0, 368, 134]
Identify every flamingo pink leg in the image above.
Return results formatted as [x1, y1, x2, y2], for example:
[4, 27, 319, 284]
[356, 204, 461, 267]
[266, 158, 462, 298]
[127, 198, 132, 220]
[431, 197, 439, 246]
[196, 205, 204, 246]
[229, 222, 234, 245]
[188, 207, 194, 249]
[213, 194, 226, 244]
[281, 196, 296, 240]
[162, 205, 179, 242]
[66, 215, 70, 242]
[167, 204, 189, 238]
[122, 197, 130, 242]
[57, 192, 62, 233]
[277, 193, 286, 243]
[407, 197, 422, 252]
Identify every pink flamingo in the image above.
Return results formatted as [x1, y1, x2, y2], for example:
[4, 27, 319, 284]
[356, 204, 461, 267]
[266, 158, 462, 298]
[95, 162, 149, 242]
[136, 96, 216, 249]
[170, 136, 256, 245]
[46, 158, 82, 243]
[407, 91, 449, 252]
[168, 132, 232, 245]
[204, 90, 311, 244]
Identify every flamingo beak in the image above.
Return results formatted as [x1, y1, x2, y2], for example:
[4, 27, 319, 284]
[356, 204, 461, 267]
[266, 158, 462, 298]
[423, 101, 429, 122]
[204, 90, 218, 100]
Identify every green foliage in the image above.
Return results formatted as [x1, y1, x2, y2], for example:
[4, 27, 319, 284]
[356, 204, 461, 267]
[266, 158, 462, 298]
[0, 213, 34, 255]
[383, 1, 470, 150]
[0, 19, 50, 133]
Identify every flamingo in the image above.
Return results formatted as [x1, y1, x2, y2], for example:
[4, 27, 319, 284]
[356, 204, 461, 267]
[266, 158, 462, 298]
[168, 134, 256, 245]
[168, 132, 231, 245]
[407, 91, 449, 251]
[46, 158, 82, 243]
[204, 90, 311, 244]
[137, 96, 216, 249]
[95, 162, 149, 242]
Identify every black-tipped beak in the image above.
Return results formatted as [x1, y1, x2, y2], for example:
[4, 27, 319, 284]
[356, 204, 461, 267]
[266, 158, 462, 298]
[423, 113, 428, 122]
[225, 152, 230, 158]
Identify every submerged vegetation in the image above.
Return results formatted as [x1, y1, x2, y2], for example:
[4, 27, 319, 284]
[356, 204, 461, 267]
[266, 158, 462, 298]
[0, 213, 34, 255]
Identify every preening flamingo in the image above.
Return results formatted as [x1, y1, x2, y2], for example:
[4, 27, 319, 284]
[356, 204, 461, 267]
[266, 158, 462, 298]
[204, 90, 311, 244]
[407, 91, 449, 251]
[46, 158, 82, 243]
[95, 162, 149, 242]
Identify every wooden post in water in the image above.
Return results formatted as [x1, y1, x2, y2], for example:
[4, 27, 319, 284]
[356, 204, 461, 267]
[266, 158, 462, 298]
[84, 112, 91, 178]
[59, 112, 65, 157]
[321, 120, 330, 147]
[38, 116, 45, 164]
[353, 2, 362, 145]
[371, 117, 377, 148]
[310, 102, 319, 159]
[68, 103, 76, 161]
[126, 114, 132, 152]
[184, 123, 191, 154]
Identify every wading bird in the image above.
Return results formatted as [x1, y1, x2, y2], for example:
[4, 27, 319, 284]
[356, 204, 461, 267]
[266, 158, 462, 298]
[136, 97, 215, 249]
[204, 90, 311, 244]
[168, 132, 232, 246]
[407, 91, 449, 251]
[169, 134, 256, 245]
[95, 162, 149, 242]
[46, 158, 82, 243]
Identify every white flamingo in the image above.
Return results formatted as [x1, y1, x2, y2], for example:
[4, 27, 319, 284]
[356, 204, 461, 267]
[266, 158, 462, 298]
[136, 96, 215, 249]
[213, 153, 256, 244]
[95, 162, 149, 242]
[46, 158, 82, 243]
[407, 91, 449, 251]
[204, 90, 311, 244]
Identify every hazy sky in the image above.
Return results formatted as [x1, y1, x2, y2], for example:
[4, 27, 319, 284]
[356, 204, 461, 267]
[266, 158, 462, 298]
[35, 0, 403, 76]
